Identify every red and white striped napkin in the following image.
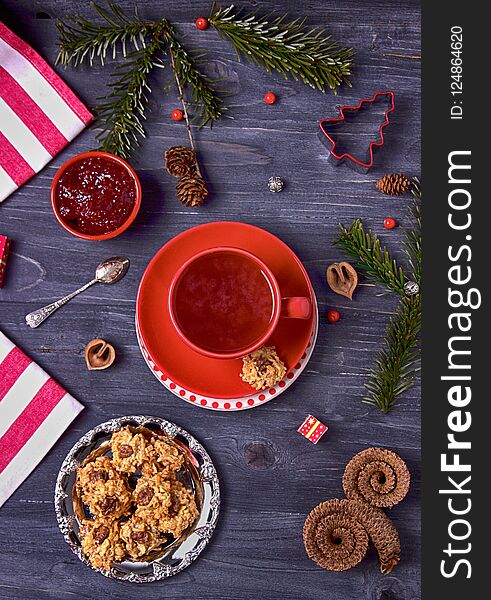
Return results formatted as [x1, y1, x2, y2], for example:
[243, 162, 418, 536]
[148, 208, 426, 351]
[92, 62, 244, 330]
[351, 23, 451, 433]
[0, 331, 83, 508]
[0, 20, 93, 203]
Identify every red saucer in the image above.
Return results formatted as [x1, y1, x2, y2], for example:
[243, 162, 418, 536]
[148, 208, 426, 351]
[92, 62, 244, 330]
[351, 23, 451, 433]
[136, 222, 316, 399]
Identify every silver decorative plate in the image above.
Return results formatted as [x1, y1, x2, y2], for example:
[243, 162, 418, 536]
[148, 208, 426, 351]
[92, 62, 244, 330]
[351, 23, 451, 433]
[54, 415, 220, 583]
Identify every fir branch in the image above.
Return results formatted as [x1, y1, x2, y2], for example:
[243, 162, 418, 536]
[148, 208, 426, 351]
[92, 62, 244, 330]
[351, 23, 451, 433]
[57, 1, 354, 158]
[56, 2, 225, 158]
[364, 295, 421, 413]
[336, 180, 422, 413]
[95, 24, 168, 159]
[56, 2, 153, 66]
[168, 47, 202, 176]
[166, 30, 225, 127]
[403, 177, 422, 284]
[208, 3, 353, 93]
[335, 219, 407, 295]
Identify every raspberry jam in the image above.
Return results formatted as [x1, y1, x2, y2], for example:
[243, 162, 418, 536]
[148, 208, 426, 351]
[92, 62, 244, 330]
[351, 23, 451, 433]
[54, 156, 137, 236]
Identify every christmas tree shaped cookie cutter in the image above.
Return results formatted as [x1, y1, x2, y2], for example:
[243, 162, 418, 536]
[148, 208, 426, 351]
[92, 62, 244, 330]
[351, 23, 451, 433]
[319, 91, 395, 173]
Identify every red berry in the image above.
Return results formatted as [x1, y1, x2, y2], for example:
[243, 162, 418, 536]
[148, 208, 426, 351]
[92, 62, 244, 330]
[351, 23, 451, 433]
[384, 217, 397, 229]
[196, 17, 209, 30]
[171, 109, 183, 122]
[327, 309, 341, 323]
[264, 92, 277, 105]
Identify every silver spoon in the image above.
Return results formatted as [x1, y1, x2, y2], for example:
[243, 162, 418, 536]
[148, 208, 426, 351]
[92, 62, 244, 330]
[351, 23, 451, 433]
[25, 257, 130, 329]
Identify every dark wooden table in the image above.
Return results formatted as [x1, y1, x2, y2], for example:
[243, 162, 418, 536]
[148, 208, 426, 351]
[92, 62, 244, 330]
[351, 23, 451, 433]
[0, 1, 421, 598]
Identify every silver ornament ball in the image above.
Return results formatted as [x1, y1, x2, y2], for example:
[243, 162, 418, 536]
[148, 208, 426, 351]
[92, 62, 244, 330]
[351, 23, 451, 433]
[404, 281, 420, 296]
[268, 176, 284, 193]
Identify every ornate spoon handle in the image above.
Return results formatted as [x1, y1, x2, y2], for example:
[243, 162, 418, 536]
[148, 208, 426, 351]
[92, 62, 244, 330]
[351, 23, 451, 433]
[25, 279, 97, 328]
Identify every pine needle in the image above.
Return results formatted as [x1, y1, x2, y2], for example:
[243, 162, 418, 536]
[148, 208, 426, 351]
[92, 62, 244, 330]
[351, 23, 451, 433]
[56, 2, 224, 157]
[208, 3, 353, 93]
[56, 2, 354, 156]
[94, 30, 167, 159]
[335, 219, 407, 296]
[363, 295, 421, 413]
[166, 28, 225, 127]
[56, 2, 152, 66]
[403, 177, 422, 283]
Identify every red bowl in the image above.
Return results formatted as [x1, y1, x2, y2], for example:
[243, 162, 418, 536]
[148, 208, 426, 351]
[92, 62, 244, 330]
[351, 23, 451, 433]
[50, 151, 142, 241]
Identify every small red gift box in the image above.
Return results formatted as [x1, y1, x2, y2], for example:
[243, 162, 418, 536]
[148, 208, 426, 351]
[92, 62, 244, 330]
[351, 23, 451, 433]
[0, 236, 10, 288]
[297, 414, 328, 444]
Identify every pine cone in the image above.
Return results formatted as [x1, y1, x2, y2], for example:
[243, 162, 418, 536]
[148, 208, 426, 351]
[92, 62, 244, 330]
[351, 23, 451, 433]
[176, 174, 208, 207]
[165, 146, 196, 178]
[375, 173, 412, 196]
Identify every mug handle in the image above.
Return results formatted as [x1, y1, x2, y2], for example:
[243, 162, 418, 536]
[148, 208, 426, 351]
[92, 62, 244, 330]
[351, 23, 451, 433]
[281, 297, 312, 320]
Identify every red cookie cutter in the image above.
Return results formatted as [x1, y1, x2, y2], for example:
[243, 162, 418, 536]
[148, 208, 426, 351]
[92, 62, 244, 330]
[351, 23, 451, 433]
[319, 91, 395, 173]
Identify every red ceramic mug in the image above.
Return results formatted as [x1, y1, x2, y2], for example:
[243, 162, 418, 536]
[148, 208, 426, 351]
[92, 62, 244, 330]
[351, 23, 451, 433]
[168, 246, 311, 360]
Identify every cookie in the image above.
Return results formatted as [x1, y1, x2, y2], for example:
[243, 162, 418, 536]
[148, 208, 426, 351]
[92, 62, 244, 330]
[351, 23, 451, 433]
[133, 472, 173, 512]
[240, 346, 286, 390]
[141, 438, 184, 478]
[80, 519, 126, 571]
[110, 426, 148, 474]
[82, 476, 132, 520]
[76, 456, 119, 495]
[120, 515, 166, 559]
[157, 480, 199, 538]
[135, 477, 198, 539]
